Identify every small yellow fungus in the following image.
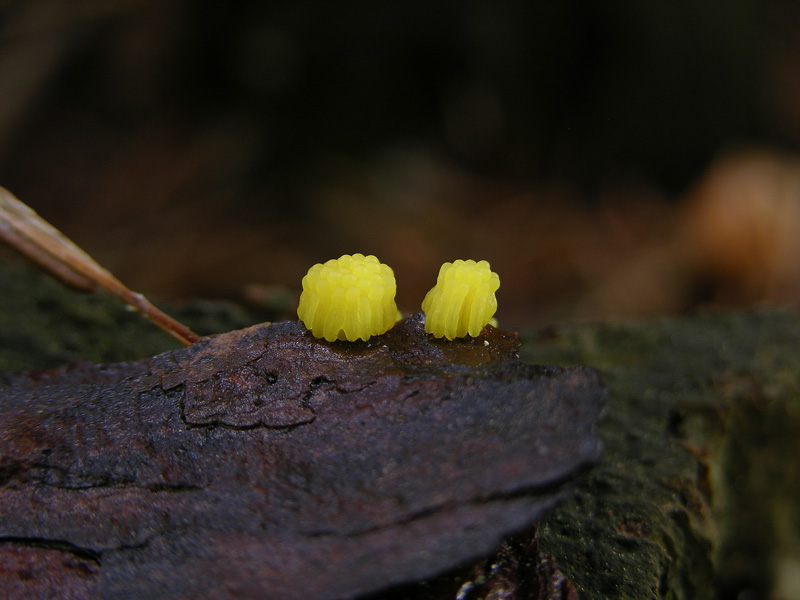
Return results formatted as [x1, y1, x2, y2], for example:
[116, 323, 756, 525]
[421, 259, 500, 340]
[297, 254, 397, 342]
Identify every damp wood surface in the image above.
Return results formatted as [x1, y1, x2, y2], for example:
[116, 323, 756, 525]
[0, 263, 603, 600]
[2, 263, 800, 599]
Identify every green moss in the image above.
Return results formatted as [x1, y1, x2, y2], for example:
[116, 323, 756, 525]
[523, 311, 800, 599]
[0, 262, 266, 373]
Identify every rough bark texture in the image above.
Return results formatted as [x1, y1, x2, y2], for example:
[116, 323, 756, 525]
[2, 263, 800, 599]
[0, 263, 603, 599]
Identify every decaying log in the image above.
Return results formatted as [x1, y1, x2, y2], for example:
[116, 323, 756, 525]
[0, 269, 604, 600]
[5, 263, 798, 599]
[524, 312, 800, 600]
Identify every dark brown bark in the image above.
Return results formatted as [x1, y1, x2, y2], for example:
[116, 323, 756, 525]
[9, 264, 799, 599]
[0, 309, 603, 600]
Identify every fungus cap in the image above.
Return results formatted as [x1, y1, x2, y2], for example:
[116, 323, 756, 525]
[297, 254, 397, 342]
[421, 259, 500, 340]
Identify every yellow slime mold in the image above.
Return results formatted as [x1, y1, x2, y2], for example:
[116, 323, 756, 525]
[421, 259, 500, 340]
[297, 254, 397, 342]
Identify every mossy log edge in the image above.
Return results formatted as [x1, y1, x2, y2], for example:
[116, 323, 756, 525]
[1, 263, 799, 599]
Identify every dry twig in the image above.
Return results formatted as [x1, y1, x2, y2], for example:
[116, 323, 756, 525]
[0, 185, 199, 345]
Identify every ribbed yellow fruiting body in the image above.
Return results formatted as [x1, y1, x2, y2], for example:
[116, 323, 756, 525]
[297, 254, 397, 342]
[421, 259, 500, 340]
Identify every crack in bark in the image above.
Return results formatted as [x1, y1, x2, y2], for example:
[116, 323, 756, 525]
[300, 465, 588, 540]
[0, 537, 102, 564]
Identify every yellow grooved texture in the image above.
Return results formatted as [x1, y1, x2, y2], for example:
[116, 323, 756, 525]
[297, 254, 397, 342]
[421, 259, 500, 340]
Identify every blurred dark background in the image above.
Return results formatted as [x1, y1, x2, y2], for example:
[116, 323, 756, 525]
[2, 0, 800, 325]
